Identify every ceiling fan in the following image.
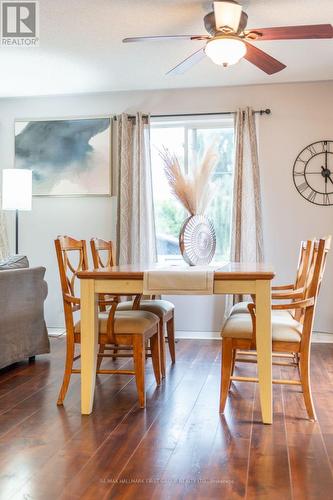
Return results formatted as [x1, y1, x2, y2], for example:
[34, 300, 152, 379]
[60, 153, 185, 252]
[122, 0, 333, 76]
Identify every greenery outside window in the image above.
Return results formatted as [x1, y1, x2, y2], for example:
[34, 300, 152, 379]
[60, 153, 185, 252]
[150, 116, 235, 263]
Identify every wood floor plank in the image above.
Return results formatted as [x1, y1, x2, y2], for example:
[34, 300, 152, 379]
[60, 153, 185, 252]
[63, 341, 217, 499]
[8, 379, 151, 500]
[9, 342, 195, 500]
[246, 366, 292, 500]
[281, 357, 333, 500]
[107, 345, 256, 500]
[0, 339, 332, 500]
[311, 345, 333, 470]
[154, 352, 257, 500]
[106, 344, 223, 500]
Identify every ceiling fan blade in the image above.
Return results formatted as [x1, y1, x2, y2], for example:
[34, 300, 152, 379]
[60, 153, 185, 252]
[244, 42, 286, 74]
[167, 47, 206, 75]
[123, 35, 209, 43]
[248, 24, 333, 41]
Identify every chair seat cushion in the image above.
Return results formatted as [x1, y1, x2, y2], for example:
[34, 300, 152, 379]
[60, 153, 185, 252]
[117, 299, 174, 318]
[230, 301, 293, 320]
[229, 301, 252, 315]
[222, 313, 302, 343]
[75, 310, 159, 335]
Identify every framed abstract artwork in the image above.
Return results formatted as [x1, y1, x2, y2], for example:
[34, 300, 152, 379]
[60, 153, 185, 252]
[15, 117, 112, 196]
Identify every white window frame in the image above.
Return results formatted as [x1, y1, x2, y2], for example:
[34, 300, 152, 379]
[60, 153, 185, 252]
[150, 115, 235, 263]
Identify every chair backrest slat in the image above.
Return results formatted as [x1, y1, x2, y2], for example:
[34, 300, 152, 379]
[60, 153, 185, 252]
[295, 240, 313, 290]
[90, 238, 119, 310]
[55, 235, 88, 305]
[90, 238, 115, 269]
[299, 236, 331, 348]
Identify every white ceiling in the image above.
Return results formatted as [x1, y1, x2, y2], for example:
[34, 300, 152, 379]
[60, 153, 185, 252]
[1, 0, 333, 97]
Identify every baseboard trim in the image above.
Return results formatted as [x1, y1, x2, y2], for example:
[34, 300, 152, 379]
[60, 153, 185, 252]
[176, 330, 333, 343]
[47, 329, 333, 343]
[176, 331, 221, 340]
[312, 331, 333, 343]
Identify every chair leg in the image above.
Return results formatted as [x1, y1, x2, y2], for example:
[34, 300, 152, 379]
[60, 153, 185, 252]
[97, 344, 105, 371]
[112, 344, 118, 361]
[159, 319, 166, 378]
[133, 335, 146, 408]
[220, 338, 234, 413]
[229, 348, 236, 389]
[150, 332, 161, 386]
[57, 334, 75, 405]
[299, 349, 317, 421]
[166, 315, 176, 364]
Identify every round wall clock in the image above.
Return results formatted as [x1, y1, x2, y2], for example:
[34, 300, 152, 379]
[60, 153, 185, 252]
[293, 140, 333, 206]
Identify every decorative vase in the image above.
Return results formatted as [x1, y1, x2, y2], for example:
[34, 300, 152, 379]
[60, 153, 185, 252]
[179, 214, 216, 266]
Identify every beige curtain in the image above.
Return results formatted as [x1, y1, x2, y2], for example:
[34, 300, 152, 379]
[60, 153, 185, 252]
[114, 113, 157, 265]
[0, 198, 9, 260]
[231, 107, 264, 262]
[226, 107, 264, 311]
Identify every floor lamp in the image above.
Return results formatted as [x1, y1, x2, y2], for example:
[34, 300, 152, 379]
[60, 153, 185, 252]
[1, 169, 32, 254]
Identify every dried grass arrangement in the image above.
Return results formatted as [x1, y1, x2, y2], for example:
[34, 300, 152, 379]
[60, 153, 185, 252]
[160, 146, 218, 216]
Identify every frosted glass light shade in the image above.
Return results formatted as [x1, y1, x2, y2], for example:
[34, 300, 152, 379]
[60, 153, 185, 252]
[205, 37, 246, 66]
[2, 169, 32, 211]
[213, 1, 242, 33]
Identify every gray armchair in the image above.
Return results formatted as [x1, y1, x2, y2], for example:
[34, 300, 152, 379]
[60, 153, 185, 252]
[0, 266, 50, 369]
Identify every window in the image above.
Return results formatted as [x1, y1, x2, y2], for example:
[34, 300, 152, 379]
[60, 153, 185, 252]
[150, 116, 235, 263]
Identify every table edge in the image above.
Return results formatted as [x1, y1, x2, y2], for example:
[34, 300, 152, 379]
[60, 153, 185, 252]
[77, 271, 275, 281]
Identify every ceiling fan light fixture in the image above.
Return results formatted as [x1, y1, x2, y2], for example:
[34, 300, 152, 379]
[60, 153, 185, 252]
[213, 1, 242, 33]
[205, 37, 246, 66]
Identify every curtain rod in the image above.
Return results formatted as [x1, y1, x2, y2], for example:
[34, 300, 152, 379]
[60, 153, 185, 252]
[113, 109, 271, 120]
[152, 109, 271, 118]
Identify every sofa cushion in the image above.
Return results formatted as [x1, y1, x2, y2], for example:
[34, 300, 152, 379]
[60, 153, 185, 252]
[0, 266, 49, 370]
[0, 255, 29, 270]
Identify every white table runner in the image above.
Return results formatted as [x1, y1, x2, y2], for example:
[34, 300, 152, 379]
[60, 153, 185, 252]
[143, 263, 226, 295]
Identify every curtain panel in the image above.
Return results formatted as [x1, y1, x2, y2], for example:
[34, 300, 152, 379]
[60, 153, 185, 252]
[0, 199, 9, 260]
[231, 107, 264, 263]
[226, 107, 264, 310]
[114, 113, 157, 265]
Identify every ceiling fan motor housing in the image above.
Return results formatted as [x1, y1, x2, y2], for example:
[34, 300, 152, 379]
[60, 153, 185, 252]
[205, 1, 248, 36]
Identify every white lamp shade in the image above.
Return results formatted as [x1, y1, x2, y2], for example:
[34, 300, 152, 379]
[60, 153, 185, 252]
[205, 37, 247, 66]
[213, 1, 242, 32]
[2, 169, 32, 211]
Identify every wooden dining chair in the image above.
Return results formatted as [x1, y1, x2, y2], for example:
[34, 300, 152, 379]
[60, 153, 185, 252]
[272, 239, 312, 294]
[220, 236, 331, 420]
[229, 239, 313, 317]
[55, 235, 161, 408]
[90, 237, 176, 378]
[89, 238, 119, 313]
[229, 239, 314, 371]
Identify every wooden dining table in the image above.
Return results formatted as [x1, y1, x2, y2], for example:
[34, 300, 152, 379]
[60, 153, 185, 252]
[77, 262, 275, 424]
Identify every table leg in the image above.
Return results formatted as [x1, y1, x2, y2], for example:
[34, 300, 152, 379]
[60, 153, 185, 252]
[80, 279, 98, 415]
[255, 280, 273, 424]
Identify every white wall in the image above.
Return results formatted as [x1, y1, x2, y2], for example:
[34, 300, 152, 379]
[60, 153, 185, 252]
[1, 81, 333, 333]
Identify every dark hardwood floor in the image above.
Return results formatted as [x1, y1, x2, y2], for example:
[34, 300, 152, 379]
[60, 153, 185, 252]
[0, 337, 333, 500]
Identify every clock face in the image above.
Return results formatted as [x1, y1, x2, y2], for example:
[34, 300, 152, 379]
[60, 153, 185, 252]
[293, 140, 333, 206]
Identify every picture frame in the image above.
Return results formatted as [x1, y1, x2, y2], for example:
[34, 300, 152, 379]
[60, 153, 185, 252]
[14, 116, 112, 197]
